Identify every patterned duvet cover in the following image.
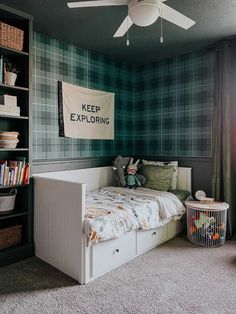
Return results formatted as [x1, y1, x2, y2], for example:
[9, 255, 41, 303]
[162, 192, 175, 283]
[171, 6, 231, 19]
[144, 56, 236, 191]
[84, 187, 186, 245]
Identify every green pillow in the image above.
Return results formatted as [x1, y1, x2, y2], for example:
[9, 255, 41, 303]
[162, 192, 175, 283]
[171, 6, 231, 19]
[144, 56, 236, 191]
[141, 165, 174, 191]
[170, 189, 191, 202]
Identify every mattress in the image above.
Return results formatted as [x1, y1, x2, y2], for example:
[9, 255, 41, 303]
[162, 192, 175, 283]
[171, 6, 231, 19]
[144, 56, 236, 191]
[84, 187, 186, 245]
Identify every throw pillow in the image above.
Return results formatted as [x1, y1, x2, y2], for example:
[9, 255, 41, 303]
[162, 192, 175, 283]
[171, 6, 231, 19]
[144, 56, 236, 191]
[170, 189, 191, 202]
[140, 165, 174, 191]
[142, 159, 178, 190]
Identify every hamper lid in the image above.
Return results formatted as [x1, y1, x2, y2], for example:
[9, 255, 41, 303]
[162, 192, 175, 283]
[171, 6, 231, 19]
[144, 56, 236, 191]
[185, 201, 229, 210]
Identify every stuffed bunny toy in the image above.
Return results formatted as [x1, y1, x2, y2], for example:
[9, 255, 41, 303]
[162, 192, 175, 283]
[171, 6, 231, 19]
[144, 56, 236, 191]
[125, 158, 142, 189]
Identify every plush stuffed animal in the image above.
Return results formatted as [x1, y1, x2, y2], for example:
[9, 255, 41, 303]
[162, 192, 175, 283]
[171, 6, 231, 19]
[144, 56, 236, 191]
[125, 159, 142, 189]
[136, 171, 146, 186]
[112, 155, 131, 187]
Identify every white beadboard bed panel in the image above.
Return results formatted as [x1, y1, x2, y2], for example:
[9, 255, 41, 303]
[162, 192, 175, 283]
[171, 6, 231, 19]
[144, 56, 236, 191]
[177, 167, 192, 192]
[34, 178, 86, 282]
[33, 166, 192, 192]
[33, 166, 114, 191]
[33, 166, 192, 284]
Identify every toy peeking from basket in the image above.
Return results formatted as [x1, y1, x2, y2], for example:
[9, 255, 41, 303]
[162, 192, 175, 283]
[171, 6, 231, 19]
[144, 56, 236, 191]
[193, 212, 225, 241]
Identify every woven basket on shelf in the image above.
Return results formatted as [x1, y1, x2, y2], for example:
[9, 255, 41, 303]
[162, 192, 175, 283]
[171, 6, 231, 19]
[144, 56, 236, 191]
[0, 21, 24, 51]
[0, 224, 22, 250]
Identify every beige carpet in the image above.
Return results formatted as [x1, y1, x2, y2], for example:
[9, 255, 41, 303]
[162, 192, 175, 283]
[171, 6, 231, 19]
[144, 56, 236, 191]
[0, 236, 236, 314]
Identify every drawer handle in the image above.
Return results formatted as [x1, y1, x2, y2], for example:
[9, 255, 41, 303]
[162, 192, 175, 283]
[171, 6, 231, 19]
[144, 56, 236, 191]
[152, 231, 157, 237]
[113, 248, 120, 254]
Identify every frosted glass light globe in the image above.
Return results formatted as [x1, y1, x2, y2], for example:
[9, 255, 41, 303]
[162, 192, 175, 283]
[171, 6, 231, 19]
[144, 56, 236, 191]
[129, 0, 160, 27]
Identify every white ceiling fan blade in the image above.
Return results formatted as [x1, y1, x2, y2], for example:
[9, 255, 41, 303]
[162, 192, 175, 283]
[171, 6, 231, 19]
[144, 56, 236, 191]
[67, 0, 128, 8]
[113, 16, 133, 38]
[159, 3, 196, 30]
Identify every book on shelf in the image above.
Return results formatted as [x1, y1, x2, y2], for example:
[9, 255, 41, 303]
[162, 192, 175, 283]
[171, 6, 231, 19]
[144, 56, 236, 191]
[0, 159, 29, 186]
[0, 55, 3, 84]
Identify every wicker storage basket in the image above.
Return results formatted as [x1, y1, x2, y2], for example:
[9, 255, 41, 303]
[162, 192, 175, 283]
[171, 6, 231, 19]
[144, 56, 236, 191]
[0, 224, 22, 250]
[0, 21, 24, 51]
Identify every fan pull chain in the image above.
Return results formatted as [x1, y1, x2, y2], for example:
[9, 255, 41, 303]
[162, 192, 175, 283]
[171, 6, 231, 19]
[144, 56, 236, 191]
[126, 30, 130, 46]
[160, 8, 164, 44]
[126, 8, 130, 46]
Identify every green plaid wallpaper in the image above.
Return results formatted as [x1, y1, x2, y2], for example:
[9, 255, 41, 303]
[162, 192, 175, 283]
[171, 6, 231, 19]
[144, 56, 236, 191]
[135, 50, 215, 157]
[32, 32, 136, 160]
[32, 32, 215, 160]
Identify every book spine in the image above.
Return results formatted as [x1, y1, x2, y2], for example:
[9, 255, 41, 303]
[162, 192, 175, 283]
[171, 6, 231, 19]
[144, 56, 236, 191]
[2, 165, 5, 185]
[17, 161, 22, 185]
[1, 164, 4, 185]
[7, 167, 10, 185]
[13, 166, 18, 185]
[10, 169, 13, 185]
[20, 165, 25, 185]
[23, 164, 29, 185]
[4, 166, 9, 185]
[0, 55, 3, 84]
[0, 164, 3, 185]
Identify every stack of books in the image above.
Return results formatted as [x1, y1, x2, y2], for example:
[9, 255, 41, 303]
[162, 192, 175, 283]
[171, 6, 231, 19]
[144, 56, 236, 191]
[0, 158, 30, 186]
[0, 131, 19, 148]
[0, 95, 20, 117]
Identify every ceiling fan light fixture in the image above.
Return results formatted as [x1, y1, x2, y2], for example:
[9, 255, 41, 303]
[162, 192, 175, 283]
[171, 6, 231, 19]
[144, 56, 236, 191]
[129, 0, 160, 27]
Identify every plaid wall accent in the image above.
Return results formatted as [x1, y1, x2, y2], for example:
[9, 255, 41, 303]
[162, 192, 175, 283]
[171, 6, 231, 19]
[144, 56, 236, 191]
[135, 50, 215, 157]
[32, 32, 136, 160]
[33, 32, 215, 160]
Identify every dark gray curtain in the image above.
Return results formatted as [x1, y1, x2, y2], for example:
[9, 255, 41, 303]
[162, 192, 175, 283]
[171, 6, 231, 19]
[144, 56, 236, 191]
[212, 39, 236, 238]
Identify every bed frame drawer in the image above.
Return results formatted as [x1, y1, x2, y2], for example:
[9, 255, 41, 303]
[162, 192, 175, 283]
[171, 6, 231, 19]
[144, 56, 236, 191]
[137, 225, 167, 254]
[167, 220, 183, 239]
[91, 231, 136, 278]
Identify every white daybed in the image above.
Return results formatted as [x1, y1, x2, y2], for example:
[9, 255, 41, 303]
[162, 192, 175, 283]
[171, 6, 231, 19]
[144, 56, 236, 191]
[33, 166, 192, 284]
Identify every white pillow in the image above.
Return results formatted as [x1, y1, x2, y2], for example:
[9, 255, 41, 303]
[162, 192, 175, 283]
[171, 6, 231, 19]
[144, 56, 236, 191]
[142, 159, 178, 190]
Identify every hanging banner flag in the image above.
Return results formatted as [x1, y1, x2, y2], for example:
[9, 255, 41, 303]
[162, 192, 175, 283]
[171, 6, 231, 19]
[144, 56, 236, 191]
[58, 81, 115, 139]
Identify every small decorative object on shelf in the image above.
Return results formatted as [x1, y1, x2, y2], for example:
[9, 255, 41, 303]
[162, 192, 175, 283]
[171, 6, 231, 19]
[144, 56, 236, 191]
[186, 199, 229, 247]
[0, 21, 24, 51]
[0, 95, 20, 116]
[4, 58, 19, 86]
[0, 189, 16, 214]
[0, 131, 19, 148]
[195, 190, 215, 204]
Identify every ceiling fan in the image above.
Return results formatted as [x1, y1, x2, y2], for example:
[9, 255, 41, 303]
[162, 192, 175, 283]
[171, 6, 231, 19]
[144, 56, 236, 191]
[67, 0, 196, 38]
